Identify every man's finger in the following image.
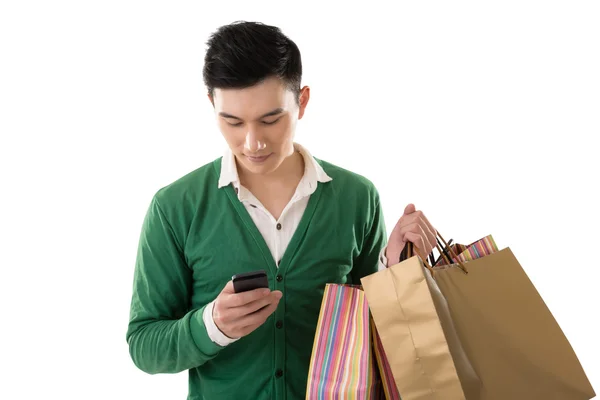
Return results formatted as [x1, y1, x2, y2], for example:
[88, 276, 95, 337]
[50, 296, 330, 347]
[417, 217, 437, 253]
[419, 212, 438, 243]
[404, 225, 429, 251]
[403, 203, 416, 216]
[221, 280, 235, 294]
[404, 208, 437, 253]
[397, 221, 418, 241]
[229, 291, 282, 319]
[237, 299, 281, 333]
[404, 232, 427, 258]
[222, 287, 271, 308]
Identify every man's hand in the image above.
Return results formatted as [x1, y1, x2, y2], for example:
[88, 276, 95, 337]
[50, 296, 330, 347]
[385, 204, 437, 267]
[212, 281, 282, 339]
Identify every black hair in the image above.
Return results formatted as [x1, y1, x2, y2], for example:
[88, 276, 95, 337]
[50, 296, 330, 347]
[203, 21, 302, 104]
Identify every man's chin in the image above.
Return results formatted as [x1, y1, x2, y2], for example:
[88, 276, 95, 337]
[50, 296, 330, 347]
[240, 158, 279, 176]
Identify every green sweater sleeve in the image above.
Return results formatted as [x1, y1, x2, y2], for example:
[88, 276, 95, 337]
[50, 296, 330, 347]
[352, 189, 388, 283]
[126, 196, 222, 374]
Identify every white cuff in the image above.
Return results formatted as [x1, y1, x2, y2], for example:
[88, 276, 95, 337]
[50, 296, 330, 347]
[202, 300, 240, 347]
[378, 246, 388, 270]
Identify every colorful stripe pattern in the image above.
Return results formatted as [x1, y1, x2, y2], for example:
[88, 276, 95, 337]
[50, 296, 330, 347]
[454, 235, 498, 262]
[306, 284, 387, 399]
[371, 319, 402, 400]
[435, 235, 498, 267]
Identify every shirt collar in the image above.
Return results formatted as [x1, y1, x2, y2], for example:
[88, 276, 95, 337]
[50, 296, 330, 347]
[217, 143, 332, 200]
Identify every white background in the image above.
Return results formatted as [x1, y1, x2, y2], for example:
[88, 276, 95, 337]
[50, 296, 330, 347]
[1, 1, 598, 399]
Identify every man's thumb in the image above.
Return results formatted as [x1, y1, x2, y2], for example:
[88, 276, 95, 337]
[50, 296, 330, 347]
[222, 280, 235, 294]
[404, 203, 416, 215]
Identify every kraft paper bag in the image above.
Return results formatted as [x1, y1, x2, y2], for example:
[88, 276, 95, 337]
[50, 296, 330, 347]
[361, 256, 482, 400]
[362, 246, 596, 399]
[433, 248, 595, 399]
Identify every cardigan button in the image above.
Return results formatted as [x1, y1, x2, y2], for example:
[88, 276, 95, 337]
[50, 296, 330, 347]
[276, 320, 283, 329]
[276, 275, 283, 282]
[275, 369, 283, 378]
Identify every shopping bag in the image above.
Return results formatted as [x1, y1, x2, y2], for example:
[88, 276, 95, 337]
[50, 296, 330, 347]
[372, 317, 402, 400]
[433, 245, 596, 399]
[362, 241, 482, 400]
[363, 232, 596, 399]
[306, 283, 399, 399]
[434, 235, 497, 267]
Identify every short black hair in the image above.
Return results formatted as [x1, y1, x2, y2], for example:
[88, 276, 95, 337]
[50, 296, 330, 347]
[203, 21, 302, 104]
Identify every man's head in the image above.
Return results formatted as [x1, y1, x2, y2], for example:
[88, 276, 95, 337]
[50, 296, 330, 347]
[203, 21, 309, 176]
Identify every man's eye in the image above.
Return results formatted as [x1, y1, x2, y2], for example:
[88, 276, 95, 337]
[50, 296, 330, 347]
[262, 118, 281, 125]
[227, 121, 243, 127]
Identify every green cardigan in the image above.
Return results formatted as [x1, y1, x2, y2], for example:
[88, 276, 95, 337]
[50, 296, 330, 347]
[126, 157, 387, 399]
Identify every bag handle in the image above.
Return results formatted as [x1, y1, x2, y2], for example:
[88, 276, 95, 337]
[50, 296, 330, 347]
[400, 231, 469, 275]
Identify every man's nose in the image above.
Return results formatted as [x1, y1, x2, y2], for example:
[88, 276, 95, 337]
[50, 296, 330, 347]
[244, 129, 267, 153]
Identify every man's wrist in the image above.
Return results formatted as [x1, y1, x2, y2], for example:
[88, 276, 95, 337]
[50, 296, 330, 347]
[203, 300, 239, 346]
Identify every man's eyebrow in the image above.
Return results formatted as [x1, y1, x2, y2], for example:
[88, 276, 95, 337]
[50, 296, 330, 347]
[218, 108, 285, 120]
[259, 108, 284, 118]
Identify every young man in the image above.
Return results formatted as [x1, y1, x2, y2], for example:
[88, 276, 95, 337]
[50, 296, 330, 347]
[126, 21, 438, 399]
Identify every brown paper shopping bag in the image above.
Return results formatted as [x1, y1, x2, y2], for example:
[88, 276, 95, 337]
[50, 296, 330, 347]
[361, 244, 482, 400]
[433, 246, 595, 399]
[362, 234, 596, 400]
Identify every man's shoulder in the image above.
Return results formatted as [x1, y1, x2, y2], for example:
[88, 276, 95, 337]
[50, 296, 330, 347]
[153, 157, 221, 207]
[316, 158, 380, 197]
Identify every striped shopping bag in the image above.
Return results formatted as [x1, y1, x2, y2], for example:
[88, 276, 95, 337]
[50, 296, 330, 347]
[434, 235, 498, 267]
[306, 284, 400, 399]
[452, 235, 498, 263]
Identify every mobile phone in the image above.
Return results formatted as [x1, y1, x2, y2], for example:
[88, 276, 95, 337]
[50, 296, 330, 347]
[232, 269, 269, 293]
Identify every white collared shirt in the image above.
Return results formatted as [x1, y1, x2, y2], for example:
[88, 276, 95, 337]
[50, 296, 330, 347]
[203, 143, 387, 346]
[217, 143, 333, 264]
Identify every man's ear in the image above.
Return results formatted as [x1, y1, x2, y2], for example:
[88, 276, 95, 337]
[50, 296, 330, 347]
[298, 86, 310, 119]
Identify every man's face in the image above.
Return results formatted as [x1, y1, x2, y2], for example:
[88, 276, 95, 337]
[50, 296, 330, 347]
[211, 76, 309, 176]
